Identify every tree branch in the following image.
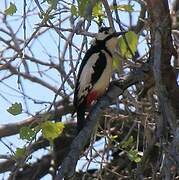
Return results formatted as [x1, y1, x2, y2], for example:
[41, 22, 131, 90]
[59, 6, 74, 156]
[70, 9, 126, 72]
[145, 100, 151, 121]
[0, 99, 73, 138]
[145, 0, 179, 177]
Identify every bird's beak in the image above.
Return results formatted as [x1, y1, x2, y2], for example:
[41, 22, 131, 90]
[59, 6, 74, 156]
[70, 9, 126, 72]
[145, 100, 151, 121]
[113, 31, 126, 37]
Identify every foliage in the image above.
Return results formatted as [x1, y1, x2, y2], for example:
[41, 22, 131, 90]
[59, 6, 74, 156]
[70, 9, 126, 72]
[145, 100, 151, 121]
[14, 147, 27, 159]
[71, 0, 103, 20]
[128, 149, 141, 163]
[119, 31, 138, 59]
[121, 136, 141, 163]
[41, 121, 64, 142]
[111, 4, 134, 12]
[7, 103, 22, 116]
[5, 2, 17, 15]
[19, 126, 37, 141]
[46, 0, 58, 10]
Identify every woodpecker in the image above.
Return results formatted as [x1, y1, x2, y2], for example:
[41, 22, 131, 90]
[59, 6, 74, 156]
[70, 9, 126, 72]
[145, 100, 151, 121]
[74, 27, 125, 132]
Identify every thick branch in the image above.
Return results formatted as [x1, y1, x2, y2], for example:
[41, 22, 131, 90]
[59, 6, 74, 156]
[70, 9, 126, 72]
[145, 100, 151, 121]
[146, 0, 179, 177]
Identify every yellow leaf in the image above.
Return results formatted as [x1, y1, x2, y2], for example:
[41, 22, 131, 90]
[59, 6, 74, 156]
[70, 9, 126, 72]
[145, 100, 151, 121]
[41, 121, 64, 141]
[118, 31, 138, 59]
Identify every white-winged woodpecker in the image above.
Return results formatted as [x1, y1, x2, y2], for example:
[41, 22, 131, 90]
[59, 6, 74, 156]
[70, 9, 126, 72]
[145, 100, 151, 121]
[74, 27, 125, 132]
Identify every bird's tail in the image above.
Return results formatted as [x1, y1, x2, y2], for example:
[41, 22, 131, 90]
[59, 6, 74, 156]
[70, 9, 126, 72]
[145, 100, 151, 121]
[77, 103, 86, 133]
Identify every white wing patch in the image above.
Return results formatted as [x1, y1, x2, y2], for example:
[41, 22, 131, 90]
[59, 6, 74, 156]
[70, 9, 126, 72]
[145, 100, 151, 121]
[77, 53, 100, 102]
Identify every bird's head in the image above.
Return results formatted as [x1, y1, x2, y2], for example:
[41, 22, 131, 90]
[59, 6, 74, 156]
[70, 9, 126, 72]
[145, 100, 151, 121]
[95, 27, 126, 53]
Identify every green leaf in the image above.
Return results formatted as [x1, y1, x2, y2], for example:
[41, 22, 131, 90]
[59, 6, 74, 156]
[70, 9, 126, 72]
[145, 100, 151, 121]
[118, 31, 138, 59]
[92, 2, 102, 17]
[47, 0, 58, 10]
[72, 0, 102, 19]
[20, 126, 36, 141]
[112, 57, 120, 71]
[71, 5, 78, 16]
[5, 3, 17, 15]
[110, 135, 118, 142]
[39, 11, 54, 20]
[7, 102, 22, 115]
[77, 0, 89, 17]
[41, 121, 64, 141]
[92, 2, 104, 22]
[128, 149, 141, 163]
[111, 4, 134, 12]
[121, 136, 134, 149]
[14, 147, 27, 159]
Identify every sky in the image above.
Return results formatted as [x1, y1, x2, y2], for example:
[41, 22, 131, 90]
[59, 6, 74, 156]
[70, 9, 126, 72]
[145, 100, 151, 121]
[0, 0, 145, 179]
